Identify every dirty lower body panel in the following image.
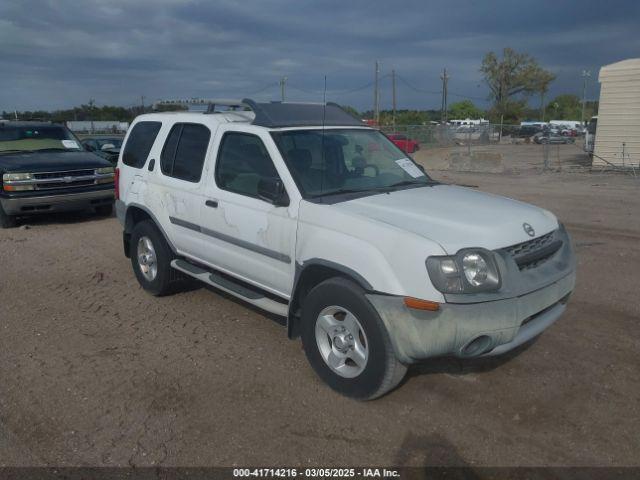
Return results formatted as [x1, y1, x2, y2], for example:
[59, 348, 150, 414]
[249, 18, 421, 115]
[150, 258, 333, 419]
[366, 271, 575, 364]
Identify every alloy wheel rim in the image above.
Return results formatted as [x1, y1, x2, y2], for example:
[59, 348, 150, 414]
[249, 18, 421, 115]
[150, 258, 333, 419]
[315, 305, 369, 378]
[136, 236, 158, 282]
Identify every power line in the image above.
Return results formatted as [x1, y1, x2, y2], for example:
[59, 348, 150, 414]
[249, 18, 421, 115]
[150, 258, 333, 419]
[396, 75, 441, 95]
[286, 83, 321, 94]
[246, 82, 280, 95]
[288, 76, 390, 97]
[448, 91, 487, 102]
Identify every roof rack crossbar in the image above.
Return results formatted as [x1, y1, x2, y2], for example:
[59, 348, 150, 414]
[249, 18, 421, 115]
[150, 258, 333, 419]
[151, 97, 363, 127]
[153, 98, 249, 113]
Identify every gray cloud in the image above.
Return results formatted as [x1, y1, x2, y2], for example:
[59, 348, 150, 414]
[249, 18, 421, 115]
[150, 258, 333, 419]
[1, 0, 638, 111]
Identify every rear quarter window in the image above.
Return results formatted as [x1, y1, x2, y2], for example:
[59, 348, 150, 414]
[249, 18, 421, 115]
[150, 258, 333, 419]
[122, 121, 162, 168]
[160, 123, 211, 183]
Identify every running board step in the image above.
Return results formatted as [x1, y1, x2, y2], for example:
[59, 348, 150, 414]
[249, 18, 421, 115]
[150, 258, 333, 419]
[171, 259, 289, 317]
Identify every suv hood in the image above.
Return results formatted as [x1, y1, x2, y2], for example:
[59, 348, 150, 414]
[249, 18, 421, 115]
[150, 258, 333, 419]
[332, 184, 558, 253]
[0, 150, 111, 172]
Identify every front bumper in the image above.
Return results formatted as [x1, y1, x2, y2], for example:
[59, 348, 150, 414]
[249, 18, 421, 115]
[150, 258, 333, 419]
[367, 270, 575, 364]
[0, 189, 114, 215]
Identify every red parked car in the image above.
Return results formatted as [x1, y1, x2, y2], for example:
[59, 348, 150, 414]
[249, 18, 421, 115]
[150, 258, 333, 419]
[387, 134, 420, 153]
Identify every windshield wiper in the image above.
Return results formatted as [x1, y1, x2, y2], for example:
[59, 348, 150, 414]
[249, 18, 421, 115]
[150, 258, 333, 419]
[379, 179, 438, 190]
[308, 188, 372, 198]
[309, 180, 438, 199]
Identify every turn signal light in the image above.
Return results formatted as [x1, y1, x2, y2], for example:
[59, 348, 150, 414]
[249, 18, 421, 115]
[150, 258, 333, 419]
[403, 297, 440, 311]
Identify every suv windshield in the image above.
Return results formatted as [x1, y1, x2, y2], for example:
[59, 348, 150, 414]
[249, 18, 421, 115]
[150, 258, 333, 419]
[0, 125, 82, 153]
[271, 128, 433, 199]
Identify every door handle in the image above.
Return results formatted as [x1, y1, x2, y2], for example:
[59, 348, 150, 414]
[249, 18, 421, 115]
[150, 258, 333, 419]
[205, 199, 218, 208]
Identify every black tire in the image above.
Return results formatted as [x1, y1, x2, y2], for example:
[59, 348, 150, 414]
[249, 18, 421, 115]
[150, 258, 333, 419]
[0, 203, 17, 229]
[130, 220, 177, 296]
[95, 204, 113, 216]
[300, 277, 407, 400]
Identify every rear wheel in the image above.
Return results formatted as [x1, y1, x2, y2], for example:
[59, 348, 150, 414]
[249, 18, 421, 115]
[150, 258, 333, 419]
[0, 204, 17, 229]
[301, 277, 406, 400]
[130, 220, 177, 296]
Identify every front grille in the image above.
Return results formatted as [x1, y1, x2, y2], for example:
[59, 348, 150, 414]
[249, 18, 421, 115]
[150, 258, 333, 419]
[32, 169, 100, 190]
[33, 169, 95, 180]
[504, 230, 561, 271]
[37, 179, 96, 190]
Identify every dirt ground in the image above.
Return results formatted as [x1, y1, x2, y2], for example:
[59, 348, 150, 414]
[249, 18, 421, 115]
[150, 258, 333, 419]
[1, 168, 639, 467]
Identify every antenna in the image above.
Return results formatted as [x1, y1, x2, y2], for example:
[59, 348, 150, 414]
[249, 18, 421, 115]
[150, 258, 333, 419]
[320, 75, 327, 195]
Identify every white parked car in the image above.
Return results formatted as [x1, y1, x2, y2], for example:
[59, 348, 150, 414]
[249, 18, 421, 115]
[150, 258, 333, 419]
[116, 99, 576, 399]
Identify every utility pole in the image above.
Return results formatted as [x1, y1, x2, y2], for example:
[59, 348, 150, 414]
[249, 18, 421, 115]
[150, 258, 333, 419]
[141, 95, 146, 113]
[88, 98, 95, 133]
[440, 68, 449, 124]
[374, 60, 380, 125]
[280, 77, 287, 102]
[391, 69, 397, 129]
[581, 70, 591, 125]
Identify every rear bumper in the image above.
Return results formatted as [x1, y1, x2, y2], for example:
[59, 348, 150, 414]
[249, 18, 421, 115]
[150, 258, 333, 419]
[366, 270, 575, 364]
[0, 189, 114, 215]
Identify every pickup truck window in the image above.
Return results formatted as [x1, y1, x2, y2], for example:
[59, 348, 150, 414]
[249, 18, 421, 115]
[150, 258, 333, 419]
[215, 132, 281, 199]
[122, 121, 161, 168]
[271, 128, 431, 200]
[0, 125, 81, 153]
[160, 123, 210, 183]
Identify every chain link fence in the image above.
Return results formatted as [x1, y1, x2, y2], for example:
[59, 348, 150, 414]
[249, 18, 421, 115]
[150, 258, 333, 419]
[379, 124, 595, 174]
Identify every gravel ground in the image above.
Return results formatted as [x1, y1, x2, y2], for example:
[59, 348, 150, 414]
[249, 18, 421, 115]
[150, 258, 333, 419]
[0, 170, 639, 467]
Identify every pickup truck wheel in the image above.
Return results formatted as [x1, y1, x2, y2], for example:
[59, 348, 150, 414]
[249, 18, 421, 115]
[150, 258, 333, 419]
[301, 277, 407, 400]
[0, 204, 17, 229]
[130, 220, 176, 296]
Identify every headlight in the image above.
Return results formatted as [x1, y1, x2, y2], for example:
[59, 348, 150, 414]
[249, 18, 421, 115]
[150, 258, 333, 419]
[3, 172, 35, 191]
[95, 167, 115, 184]
[3, 172, 33, 181]
[462, 252, 489, 286]
[426, 248, 501, 294]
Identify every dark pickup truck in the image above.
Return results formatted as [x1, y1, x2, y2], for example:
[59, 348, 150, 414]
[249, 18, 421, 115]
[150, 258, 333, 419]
[0, 121, 115, 228]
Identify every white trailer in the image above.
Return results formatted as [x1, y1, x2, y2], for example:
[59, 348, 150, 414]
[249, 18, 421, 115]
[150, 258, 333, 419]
[593, 58, 640, 168]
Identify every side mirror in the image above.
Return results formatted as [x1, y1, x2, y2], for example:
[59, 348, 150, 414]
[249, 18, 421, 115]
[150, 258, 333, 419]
[257, 177, 289, 207]
[101, 143, 116, 151]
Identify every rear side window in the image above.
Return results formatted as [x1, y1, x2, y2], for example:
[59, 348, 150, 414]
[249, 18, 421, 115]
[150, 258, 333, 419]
[122, 121, 161, 168]
[160, 123, 211, 183]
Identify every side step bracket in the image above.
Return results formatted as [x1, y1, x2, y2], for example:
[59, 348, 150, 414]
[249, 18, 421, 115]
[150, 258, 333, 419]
[171, 259, 288, 317]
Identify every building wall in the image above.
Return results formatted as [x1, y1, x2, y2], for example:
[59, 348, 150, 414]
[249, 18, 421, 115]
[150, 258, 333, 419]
[66, 121, 129, 133]
[593, 59, 640, 168]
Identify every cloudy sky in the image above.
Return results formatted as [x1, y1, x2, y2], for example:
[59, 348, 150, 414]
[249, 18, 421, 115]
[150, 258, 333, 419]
[1, 0, 638, 112]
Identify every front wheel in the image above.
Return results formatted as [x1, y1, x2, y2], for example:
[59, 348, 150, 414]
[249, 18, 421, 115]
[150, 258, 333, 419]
[0, 203, 17, 228]
[301, 277, 407, 400]
[130, 220, 177, 296]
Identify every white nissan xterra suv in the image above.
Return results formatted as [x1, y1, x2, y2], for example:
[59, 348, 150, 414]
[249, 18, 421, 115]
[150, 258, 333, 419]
[116, 99, 576, 400]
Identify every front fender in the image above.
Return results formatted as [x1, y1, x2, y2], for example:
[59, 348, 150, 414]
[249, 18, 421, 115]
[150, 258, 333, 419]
[296, 202, 446, 301]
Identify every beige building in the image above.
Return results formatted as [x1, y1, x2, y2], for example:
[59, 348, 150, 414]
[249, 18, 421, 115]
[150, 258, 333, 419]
[593, 58, 640, 168]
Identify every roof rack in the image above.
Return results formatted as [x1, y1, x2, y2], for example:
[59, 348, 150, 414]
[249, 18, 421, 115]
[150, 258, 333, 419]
[152, 98, 364, 128]
[153, 98, 248, 113]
